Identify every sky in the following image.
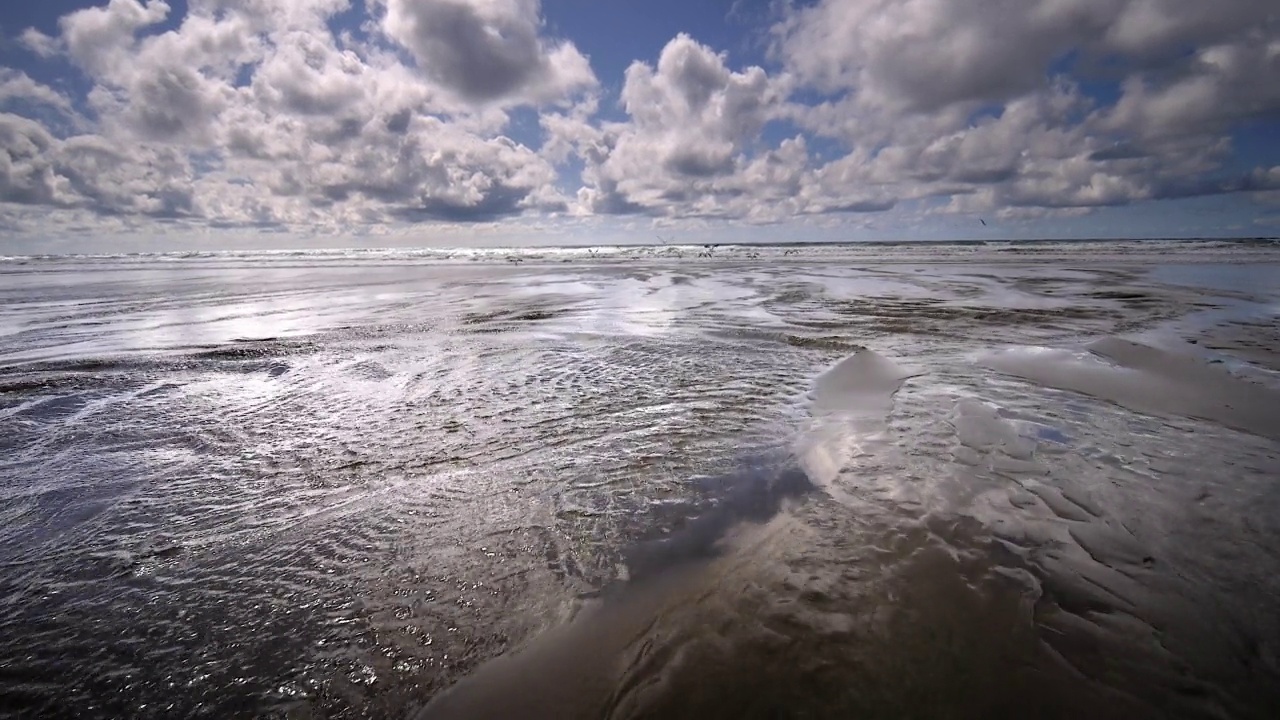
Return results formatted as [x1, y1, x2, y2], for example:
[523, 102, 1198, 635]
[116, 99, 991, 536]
[0, 0, 1278, 251]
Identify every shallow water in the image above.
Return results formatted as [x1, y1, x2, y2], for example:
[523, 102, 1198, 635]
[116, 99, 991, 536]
[1, 243, 1279, 719]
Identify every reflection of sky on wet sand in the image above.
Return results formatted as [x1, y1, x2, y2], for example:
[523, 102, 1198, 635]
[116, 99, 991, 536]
[2, 249, 1280, 720]
[6, 258, 1278, 368]
[1150, 263, 1280, 298]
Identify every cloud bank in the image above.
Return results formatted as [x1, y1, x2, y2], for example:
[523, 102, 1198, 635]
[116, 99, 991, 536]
[1, 0, 1277, 238]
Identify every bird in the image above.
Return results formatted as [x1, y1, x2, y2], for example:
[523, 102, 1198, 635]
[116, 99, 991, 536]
[979, 218, 987, 226]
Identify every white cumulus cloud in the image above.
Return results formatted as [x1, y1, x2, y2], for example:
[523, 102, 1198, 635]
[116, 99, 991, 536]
[378, 0, 596, 105]
[0, 0, 1276, 241]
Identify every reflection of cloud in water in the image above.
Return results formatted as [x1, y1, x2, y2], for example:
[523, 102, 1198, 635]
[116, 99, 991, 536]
[2, 251, 1280, 720]
[420, 347, 913, 720]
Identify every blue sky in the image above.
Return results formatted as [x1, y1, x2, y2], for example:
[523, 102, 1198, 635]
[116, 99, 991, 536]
[0, 0, 1277, 251]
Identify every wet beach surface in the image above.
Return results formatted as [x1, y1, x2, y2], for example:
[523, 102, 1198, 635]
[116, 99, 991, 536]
[1, 241, 1279, 719]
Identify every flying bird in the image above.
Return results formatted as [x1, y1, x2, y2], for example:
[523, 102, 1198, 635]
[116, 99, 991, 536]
[979, 218, 987, 226]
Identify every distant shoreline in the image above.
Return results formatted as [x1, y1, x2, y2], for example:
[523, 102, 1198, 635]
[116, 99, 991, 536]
[3, 236, 1279, 262]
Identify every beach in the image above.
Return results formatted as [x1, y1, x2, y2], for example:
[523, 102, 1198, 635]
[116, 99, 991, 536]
[1, 240, 1278, 719]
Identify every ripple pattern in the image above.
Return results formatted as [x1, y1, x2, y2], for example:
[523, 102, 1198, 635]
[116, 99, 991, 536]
[1, 257, 1277, 719]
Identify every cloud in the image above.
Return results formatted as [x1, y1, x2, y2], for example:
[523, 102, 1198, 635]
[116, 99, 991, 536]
[18, 28, 60, 58]
[379, 0, 596, 105]
[0, 70, 76, 115]
[571, 34, 799, 220]
[0, 113, 65, 206]
[558, 3, 1277, 224]
[57, 0, 173, 76]
[768, 0, 1279, 217]
[2, 0, 579, 231]
[0, 0, 1276, 239]
[0, 112, 197, 215]
[772, 0, 1274, 112]
[1101, 37, 1280, 141]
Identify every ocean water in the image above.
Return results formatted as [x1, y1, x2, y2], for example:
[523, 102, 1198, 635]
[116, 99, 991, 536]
[1, 240, 1278, 719]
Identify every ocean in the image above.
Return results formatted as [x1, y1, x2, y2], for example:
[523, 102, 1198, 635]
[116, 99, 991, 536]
[1, 239, 1278, 719]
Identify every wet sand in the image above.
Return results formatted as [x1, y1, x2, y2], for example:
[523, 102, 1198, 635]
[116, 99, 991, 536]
[983, 337, 1280, 441]
[1192, 319, 1280, 372]
[0, 244, 1278, 719]
[412, 257, 1280, 720]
